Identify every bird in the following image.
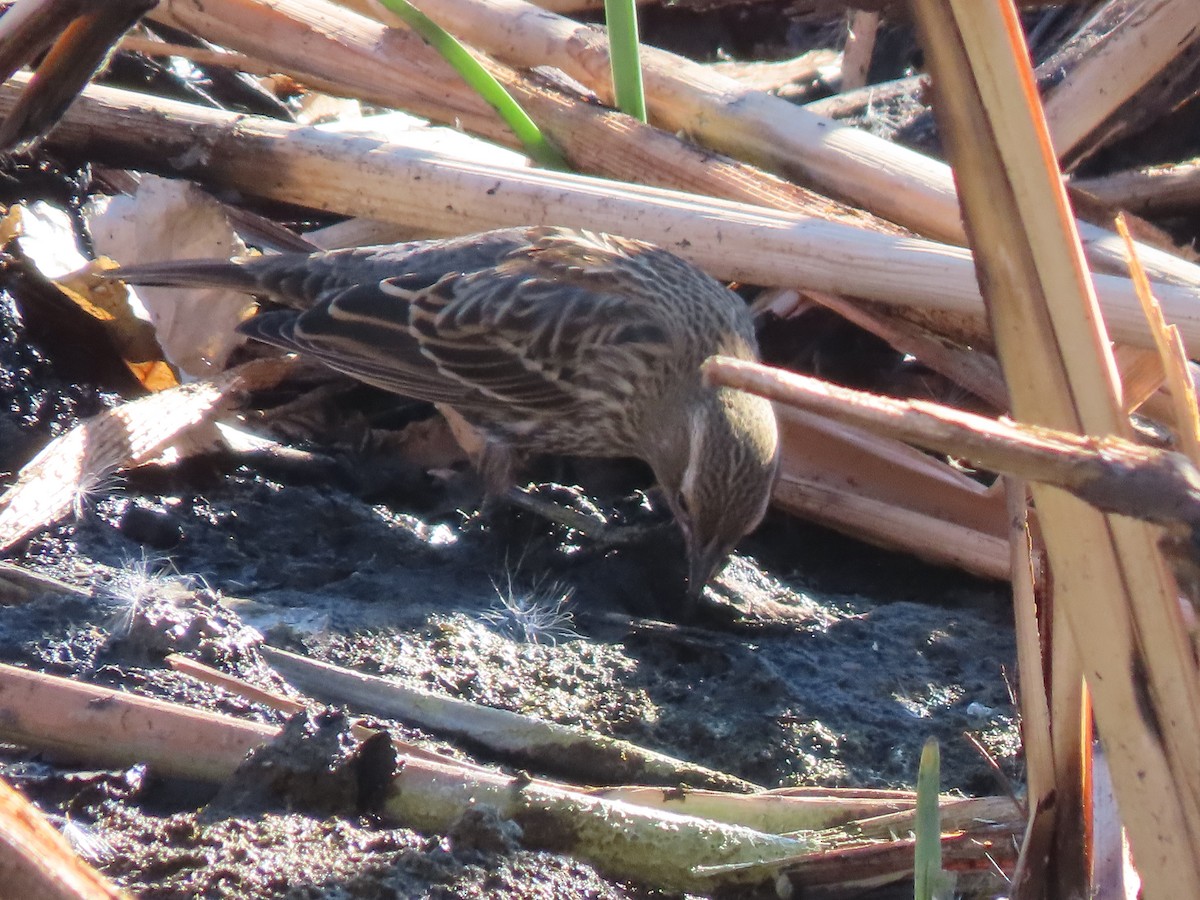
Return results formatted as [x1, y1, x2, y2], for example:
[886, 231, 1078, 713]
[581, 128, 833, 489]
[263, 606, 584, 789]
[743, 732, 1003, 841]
[109, 226, 780, 600]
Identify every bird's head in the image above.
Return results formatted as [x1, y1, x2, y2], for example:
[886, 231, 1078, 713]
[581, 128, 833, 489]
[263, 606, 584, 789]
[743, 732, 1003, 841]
[651, 386, 779, 597]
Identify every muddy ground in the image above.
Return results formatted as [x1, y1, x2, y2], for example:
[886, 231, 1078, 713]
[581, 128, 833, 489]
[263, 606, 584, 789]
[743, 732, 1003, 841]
[1, 292, 1020, 897]
[0, 4, 1043, 896]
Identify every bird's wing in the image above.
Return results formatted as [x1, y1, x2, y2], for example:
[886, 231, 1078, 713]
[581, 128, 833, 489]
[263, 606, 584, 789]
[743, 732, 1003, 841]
[114, 226, 690, 411]
[278, 249, 678, 414]
[238, 298, 471, 404]
[395, 260, 677, 412]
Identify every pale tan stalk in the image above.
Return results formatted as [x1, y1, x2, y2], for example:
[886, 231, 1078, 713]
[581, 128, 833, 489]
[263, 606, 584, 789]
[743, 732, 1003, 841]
[0, 562, 89, 604]
[803, 73, 925, 119]
[118, 35, 282, 77]
[261, 646, 758, 792]
[0, 661, 277, 781]
[1112, 344, 1166, 413]
[840, 11, 879, 92]
[352, 0, 1200, 287]
[11, 77, 1200, 355]
[772, 402, 1010, 579]
[1116, 214, 1200, 462]
[910, 2, 1200, 897]
[845, 794, 1021, 841]
[1072, 158, 1200, 216]
[1041, 0, 1200, 164]
[1003, 479, 1054, 898]
[589, 786, 912, 833]
[708, 50, 839, 94]
[0, 776, 129, 900]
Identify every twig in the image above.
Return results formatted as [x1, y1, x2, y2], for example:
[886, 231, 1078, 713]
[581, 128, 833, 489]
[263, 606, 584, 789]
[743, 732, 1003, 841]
[261, 645, 761, 792]
[705, 358, 1200, 531]
[0, 775, 128, 900]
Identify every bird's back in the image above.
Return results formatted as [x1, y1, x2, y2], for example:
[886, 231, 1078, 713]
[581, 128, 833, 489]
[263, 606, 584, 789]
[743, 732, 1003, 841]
[114, 226, 761, 457]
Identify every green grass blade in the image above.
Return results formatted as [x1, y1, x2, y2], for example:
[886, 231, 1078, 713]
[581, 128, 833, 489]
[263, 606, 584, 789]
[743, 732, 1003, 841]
[914, 737, 943, 900]
[376, 0, 569, 170]
[603, 0, 646, 122]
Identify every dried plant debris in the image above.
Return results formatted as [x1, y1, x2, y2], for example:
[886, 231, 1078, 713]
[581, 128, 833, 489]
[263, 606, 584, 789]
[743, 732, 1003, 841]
[4, 1, 1200, 896]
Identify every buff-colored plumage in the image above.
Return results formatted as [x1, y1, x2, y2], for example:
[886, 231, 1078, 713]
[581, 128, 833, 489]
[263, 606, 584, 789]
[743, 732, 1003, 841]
[113, 226, 780, 594]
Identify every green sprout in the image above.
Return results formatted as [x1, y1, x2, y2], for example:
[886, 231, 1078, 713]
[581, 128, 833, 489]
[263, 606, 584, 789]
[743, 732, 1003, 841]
[376, 0, 569, 170]
[604, 0, 646, 122]
[914, 737, 955, 900]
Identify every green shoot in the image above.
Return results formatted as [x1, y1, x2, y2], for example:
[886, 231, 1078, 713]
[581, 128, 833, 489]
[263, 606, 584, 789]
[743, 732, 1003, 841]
[603, 0, 646, 122]
[375, 0, 569, 170]
[914, 737, 955, 900]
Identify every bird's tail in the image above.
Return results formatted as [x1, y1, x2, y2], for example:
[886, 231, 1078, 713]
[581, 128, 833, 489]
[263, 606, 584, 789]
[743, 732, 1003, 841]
[103, 253, 326, 309]
[104, 257, 263, 291]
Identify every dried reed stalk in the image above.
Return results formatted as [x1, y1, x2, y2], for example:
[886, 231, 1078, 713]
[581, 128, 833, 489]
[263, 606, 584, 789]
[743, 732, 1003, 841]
[708, 50, 839, 94]
[0, 776, 128, 900]
[909, 2, 1200, 898]
[771, 403, 1010, 578]
[1117, 214, 1200, 462]
[0, 562, 89, 605]
[1041, 0, 1200, 166]
[8, 77, 1199, 356]
[261, 645, 759, 792]
[356, 0, 1200, 288]
[1005, 478, 1054, 899]
[588, 785, 931, 833]
[0, 662, 277, 781]
[840, 11, 879, 92]
[1073, 159, 1200, 217]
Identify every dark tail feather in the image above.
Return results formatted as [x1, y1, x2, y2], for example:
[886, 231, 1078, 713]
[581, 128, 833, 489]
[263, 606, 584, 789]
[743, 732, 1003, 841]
[105, 258, 261, 292]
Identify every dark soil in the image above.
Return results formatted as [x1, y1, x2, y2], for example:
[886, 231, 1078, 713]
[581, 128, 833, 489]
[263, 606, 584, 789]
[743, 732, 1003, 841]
[0, 8, 1033, 898]
[0, 359, 1020, 897]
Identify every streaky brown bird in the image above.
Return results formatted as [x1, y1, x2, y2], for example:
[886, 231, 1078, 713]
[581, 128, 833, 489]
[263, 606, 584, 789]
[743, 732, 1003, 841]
[111, 226, 780, 596]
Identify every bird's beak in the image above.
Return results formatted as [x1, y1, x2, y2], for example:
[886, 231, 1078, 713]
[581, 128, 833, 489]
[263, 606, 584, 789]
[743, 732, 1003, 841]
[686, 539, 727, 598]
